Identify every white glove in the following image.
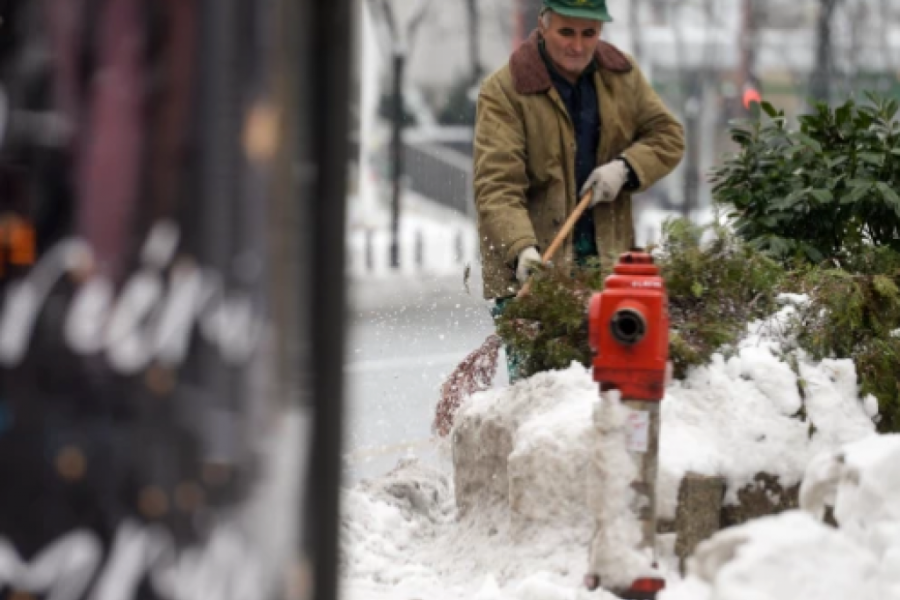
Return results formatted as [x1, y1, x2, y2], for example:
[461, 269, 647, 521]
[515, 246, 542, 284]
[581, 160, 629, 207]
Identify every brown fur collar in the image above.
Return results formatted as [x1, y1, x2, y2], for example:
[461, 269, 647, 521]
[509, 29, 632, 95]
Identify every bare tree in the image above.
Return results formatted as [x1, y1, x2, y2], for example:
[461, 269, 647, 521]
[369, 0, 434, 268]
[809, 0, 843, 103]
[738, 0, 759, 95]
[464, 0, 483, 84]
[628, 0, 643, 64]
[880, 0, 896, 80]
[490, 1, 516, 44]
[845, 0, 875, 95]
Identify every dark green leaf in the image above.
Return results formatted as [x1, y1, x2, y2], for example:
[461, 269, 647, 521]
[802, 245, 826, 263]
[790, 132, 823, 153]
[859, 153, 885, 168]
[810, 189, 834, 204]
[876, 183, 900, 211]
[761, 101, 780, 118]
[841, 184, 870, 205]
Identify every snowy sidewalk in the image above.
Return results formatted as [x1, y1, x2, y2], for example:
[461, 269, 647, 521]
[346, 189, 479, 282]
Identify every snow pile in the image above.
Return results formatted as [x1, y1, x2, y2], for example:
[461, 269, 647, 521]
[586, 391, 658, 588]
[657, 303, 876, 517]
[820, 436, 900, 557]
[661, 435, 900, 600]
[341, 459, 607, 600]
[340, 305, 882, 599]
[660, 511, 883, 600]
[454, 304, 876, 523]
[453, 363, 596, 527]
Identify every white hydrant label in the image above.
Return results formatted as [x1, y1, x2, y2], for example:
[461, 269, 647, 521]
[626, 410, 650, 453]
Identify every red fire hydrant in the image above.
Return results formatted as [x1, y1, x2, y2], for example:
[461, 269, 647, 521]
[585, 251, 669, 600]
[589, 251, 669, 400]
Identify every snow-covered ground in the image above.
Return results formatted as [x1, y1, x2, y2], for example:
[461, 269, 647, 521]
[342, 130, 893, 598]
[665, 433, 900, 600]
[339, 299, 897, 600]
[346, 188, 479, 281]
[342, 185, 496, 483]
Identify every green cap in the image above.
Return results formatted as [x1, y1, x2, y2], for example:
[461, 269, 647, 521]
[542, 0, 613, 22]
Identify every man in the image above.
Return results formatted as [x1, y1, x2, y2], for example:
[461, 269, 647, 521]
[474, 0, 685, 303]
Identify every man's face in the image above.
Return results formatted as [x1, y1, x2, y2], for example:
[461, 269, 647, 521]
[538, 11, 602, 81]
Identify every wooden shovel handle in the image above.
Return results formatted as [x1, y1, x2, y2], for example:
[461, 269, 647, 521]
[516, 189, 594, 298]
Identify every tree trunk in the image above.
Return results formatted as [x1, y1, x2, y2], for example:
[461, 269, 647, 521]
[629, 0, 642, 64]
[465, 0, 482, 83]
[739, 0, 757, 92]
[810, 0, 843, 103]
[390, 49, 405, 268]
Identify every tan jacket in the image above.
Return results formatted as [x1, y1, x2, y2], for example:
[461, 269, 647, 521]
[474, 31, 685, 299]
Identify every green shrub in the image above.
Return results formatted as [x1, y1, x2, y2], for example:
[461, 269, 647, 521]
[709, 90, 900, 431]
[494, 220, 786, 380]
[855, 337, 900, 433]
[654, 218, 787, 377]
[711, 93, 900, 264]
[492, 215, 900, 432]
[787, 245, 900, 432]
[495, 259, 606, 378]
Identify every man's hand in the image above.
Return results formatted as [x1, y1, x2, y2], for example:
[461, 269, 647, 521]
[581, 160, 629, 207]
[515, 246, 542, 284]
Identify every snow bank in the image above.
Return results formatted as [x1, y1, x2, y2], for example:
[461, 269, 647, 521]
[455, 305, 876, 524]
[452, 363, 595, 527]
[340, 305, 882, 599]
[341, 459, 610, 600]
[659, 305, 876, 516]
[661, 435, 900, 600]
[586, 391, 659, 588]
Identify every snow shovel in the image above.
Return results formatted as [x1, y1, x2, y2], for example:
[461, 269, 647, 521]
[433, 189, 595, 436]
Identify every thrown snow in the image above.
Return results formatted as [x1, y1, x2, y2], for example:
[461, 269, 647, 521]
[340, 305, 882, 599]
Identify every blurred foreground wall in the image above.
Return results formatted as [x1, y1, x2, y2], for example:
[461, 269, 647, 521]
[0, 1, 352, 599]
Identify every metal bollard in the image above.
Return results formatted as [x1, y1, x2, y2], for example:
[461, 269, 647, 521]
[366, 228, 375, 272]
[415, 229, 424, 269]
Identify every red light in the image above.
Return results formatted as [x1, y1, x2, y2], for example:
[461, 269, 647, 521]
[743, 88, 762, 109]
[631, 577, 666, 593]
